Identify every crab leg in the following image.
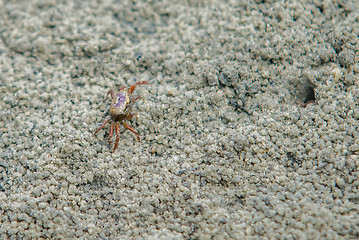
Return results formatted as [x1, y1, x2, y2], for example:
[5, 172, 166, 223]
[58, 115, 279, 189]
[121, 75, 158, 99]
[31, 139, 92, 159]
[126, 113, 136, 120]
[124, 122, 140, 142]
[128, 81, 150, 94]
[106, 89, 115, 99]
[94, 119, 110, 135]
[108, 123, 114, 145]
[113, 123, 120, 153]
[131, 96, 142, 102]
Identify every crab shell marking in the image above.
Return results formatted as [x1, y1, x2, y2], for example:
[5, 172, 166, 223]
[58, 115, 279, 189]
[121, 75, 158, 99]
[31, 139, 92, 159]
[109, 91, 130, 120]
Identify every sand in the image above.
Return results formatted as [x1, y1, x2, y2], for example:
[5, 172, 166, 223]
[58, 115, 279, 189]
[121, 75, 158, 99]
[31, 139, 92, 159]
[0, 0, 358, 239]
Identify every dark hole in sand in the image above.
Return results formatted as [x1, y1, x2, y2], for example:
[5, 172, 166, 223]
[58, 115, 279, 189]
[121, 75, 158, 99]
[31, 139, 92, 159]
[303, 85, 315, 104]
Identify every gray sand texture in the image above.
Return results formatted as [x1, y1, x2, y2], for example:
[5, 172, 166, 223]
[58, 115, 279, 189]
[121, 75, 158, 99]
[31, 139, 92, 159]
[1, 0, 359, 239]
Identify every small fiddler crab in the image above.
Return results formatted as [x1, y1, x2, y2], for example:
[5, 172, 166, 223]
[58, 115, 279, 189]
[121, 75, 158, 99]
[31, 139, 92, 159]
[94, 81, 150, 152]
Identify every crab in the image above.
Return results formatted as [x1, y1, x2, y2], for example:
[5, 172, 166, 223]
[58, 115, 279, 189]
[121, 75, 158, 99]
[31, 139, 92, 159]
[94, 81, 150, 152]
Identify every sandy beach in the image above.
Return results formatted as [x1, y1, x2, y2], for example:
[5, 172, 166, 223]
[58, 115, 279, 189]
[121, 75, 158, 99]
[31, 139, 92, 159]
[0, 0, 358, 239]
